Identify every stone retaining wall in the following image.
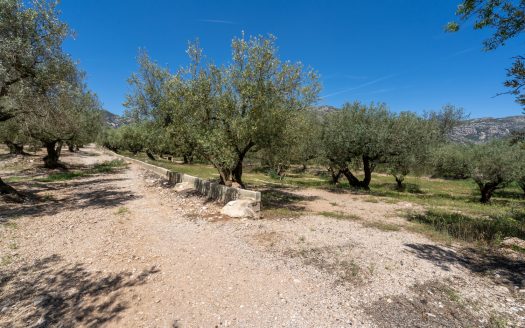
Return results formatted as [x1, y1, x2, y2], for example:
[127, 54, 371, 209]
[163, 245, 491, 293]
[108, 151, 261, 205]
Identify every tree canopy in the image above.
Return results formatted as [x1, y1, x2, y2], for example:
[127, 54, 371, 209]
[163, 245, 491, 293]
[448, 0, 525, 109]
[124, 34, 320, 188]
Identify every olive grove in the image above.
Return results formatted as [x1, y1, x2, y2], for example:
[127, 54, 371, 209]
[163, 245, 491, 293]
[0, 0, 104, 198]
[122, 35, 320, 188]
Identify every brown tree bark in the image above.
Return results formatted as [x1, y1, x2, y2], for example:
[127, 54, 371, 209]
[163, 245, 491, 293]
[67, 142, 79, 152]
[146, 149, 156, 161]
[395, 175, 405, 191]
[43, 141, 64, 169]
[478, 181, 500, 203]
[339, 155, 375, 190]
[5, 141, 24, 155]
[0, 176, 23, 202]
[329, 168, 342, 185]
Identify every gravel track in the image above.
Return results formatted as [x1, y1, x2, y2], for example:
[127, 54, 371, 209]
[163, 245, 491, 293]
[1, 146, 523, 327]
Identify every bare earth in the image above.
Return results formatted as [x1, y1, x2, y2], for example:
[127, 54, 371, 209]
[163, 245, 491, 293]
[1, 146, 524, 327]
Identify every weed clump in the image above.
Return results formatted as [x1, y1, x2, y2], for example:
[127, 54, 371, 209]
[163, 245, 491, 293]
[407, 210, 525, 244]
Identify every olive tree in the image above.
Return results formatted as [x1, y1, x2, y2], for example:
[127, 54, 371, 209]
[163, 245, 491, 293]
[0, 117, 31, 154]
[385, 112, 437, 190]
[469, 141, 525, 203]
[130, 35, 320, 188]
[18, 67, 102, 168]
[292, 110, 325, 171]
[425, 104, 467, 142]
[259, 109, 324, 179]
[431, 143, 472, 179]
[0, 0, 69, 195]
[124, 52, 198, 163]
[323, 102, 395, 190]
[433, 141, 525, 202]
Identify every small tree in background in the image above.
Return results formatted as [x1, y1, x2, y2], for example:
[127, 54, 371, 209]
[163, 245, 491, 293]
[425, 104, 468, 142]
[431, 144, 472, 179]
[385, 112, 437, 190]
[0, 117, 31, 154]
[323, 102, 395, 190]
[469, 141, 525, 203]
[19, 65, 103, 169]
[260, 109, 324, 179]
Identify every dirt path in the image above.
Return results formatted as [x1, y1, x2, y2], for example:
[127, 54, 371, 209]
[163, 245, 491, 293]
[1, 146, 524, 327]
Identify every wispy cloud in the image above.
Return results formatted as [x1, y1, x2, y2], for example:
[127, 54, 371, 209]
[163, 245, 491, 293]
[323, 73, 368, 80]
[197, 19, 237, 25]
[444, 47, 476, 60]
[321, 74, 397, 98]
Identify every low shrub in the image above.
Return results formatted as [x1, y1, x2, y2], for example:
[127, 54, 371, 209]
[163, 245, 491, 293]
[408, 210, 525, 244]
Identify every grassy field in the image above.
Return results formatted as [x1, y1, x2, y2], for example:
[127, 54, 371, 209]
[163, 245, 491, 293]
[118, 151, 525, 246]
[121, 151, 524, 214]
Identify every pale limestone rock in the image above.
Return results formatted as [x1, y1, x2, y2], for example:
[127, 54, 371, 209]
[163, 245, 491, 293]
[174, 182, 194, 193]
[220, 199, 260, 219]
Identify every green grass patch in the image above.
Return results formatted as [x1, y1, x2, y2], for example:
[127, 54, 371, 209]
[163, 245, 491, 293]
[118, 151, 525, 221]
[90, 159, 126, 173]
[115, 206, 129, 215]
[38, 171, 86, 182]
[4, 176, 30, 183]
[407, 210, 525, 244]
[36, 159, 127, 182]
[261, 208, 306, 219]
[2, 221, 18, 229]
[363, 221, 401, 232]
[318, 211, 361, 221]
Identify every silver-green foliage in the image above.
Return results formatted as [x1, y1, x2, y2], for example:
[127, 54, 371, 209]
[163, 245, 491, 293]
[125, 34, 320, 187]
[433, 140, 525, 202]
[0, 0, 69, 121]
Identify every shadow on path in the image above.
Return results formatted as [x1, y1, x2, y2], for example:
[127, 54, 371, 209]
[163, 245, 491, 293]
[261, 187, 319, 211]
[0, 175, 139, 220]
[0, 255, 159, 327]
[405, 243, 525, 288]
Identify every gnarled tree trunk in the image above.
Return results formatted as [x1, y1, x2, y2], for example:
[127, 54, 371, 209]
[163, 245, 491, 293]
[394, 175, 405, 191]
[0, 176, 23, 202]
[146, 149, 156, 161]
[329, 167, 342, 185]
[43, 140, 64, 169]
[340, 156, 374, 190]
[183, 152, 194, 164]
[5, 141, 24, 155]
[67, 142, 79, 153]
[477, 181, 500, 203]
[215, 142, 253, 189]
[218, 168, 233, 187]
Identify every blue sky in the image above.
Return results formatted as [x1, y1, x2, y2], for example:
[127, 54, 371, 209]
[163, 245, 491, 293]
[59, 0, 523, 118]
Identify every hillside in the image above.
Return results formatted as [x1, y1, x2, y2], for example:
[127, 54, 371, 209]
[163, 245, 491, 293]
[451, 115, 525, 143]
[101, 110, 123, 128]
[103, 106, 525, 144]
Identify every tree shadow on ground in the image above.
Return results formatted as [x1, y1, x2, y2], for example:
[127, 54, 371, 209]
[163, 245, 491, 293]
[405, 243, 525, 288]
[369, 182, 425, 194]
[260, 187, 318, 211]
[0, 176, 139, 220]
[0, 255, 159, 327]
[364, 280, 491, 328]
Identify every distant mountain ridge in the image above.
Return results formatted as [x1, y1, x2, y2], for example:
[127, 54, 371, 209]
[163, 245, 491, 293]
[104, 106, 525, 143]
[451, 115, 525, 143]
[312, 106, 524, 143]
[101, 110, 123, 128]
